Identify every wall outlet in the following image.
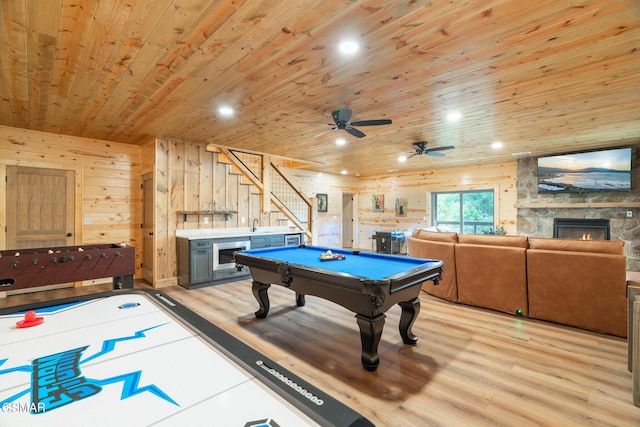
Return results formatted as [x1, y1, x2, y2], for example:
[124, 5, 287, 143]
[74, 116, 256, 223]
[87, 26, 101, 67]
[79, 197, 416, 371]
[627, 211, 633, 218]
[203, 216, 209, 224]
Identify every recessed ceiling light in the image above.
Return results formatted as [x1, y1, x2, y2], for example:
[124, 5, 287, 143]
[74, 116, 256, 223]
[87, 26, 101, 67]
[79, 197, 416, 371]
[335, 137, 346, 146]
[491, 141, 504, 149]
[218, 105, 234, 117]
[341, 170, 348, 175]
[398, 155, 407, 163]
[446, 111, 462, 122]
[338, 40, 359, 55]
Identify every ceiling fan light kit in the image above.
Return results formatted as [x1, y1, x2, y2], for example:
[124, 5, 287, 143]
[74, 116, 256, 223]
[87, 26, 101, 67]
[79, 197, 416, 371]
[324, 108, 392, 138]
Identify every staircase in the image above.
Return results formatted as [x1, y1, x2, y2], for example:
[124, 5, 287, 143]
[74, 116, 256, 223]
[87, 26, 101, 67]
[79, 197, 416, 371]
[209, 147, 312, 241]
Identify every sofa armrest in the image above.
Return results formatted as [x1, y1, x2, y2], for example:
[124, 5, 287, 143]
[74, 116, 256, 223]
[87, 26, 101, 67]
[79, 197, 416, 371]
[408, 237, 457, 302]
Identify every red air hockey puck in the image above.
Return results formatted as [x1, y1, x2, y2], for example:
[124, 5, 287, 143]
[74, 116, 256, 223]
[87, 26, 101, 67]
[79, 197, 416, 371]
[16, 310, 44, 328]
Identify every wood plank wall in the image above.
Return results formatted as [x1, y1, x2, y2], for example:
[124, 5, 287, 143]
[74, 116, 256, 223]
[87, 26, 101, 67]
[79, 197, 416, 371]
[0, 125, 143, 279]
[274, 161, 518, 250]
[276, 169, 361, 247]
[0, 126, 518, 289]
[153, 137, 267, 286]
[355, 161, 518, 249]
[152, 138, 369, 284]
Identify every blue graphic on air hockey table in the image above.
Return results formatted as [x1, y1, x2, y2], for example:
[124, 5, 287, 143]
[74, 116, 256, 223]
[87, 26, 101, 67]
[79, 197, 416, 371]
[0, 313, 177, 413]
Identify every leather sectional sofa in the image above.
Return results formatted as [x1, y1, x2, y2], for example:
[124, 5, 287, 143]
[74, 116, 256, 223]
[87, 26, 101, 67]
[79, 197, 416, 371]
[408, 229, 628, 337]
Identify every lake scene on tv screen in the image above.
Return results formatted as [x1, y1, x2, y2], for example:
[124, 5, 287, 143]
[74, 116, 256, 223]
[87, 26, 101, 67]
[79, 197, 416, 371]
[538, 148, 632, 193]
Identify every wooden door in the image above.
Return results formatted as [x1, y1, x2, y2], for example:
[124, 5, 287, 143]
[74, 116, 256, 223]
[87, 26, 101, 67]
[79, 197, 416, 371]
[342, 193, 354, 248]
[6, 166, 75, 249]
[142, 172, 154, 283]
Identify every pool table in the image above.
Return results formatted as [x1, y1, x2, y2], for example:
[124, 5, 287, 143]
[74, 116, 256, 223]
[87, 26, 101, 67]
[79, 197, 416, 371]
[234, 245, 443, 371]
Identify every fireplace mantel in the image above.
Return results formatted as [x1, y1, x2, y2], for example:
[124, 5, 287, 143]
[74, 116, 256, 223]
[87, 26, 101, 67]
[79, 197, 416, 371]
[515, 202, 640, 209]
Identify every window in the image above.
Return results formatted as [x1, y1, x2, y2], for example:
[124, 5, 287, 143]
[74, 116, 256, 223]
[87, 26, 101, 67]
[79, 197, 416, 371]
[431, 190, 495, 234]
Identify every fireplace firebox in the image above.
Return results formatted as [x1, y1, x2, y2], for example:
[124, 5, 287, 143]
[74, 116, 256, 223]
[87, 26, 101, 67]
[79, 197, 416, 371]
[553, 218, 610, 240]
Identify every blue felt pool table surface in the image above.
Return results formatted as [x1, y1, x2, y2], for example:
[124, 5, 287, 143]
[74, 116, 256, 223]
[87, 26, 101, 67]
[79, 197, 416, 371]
[241, 245, 437, 280]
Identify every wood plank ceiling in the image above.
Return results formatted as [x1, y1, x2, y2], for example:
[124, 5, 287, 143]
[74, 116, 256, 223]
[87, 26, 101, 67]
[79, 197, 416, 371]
[1, 0, 639, 177]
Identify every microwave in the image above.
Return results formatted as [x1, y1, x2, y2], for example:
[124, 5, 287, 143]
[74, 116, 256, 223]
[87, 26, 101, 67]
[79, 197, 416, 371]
[213, 240, 250, 271]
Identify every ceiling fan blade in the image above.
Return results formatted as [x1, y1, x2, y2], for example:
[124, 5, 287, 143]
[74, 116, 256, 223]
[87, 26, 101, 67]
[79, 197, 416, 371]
[427, 145, 455, 152]
[426, 151, 447, 157]
[350, 119, 392, 126]
[346, 126, 366, 138]
[297, 121, 334, 125]
[333, 109, 352, 124]
[312, 128, 335, 138]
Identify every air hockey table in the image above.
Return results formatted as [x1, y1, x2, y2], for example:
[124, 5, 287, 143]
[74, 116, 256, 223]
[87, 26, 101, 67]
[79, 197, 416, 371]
[0, 289, 373, 426]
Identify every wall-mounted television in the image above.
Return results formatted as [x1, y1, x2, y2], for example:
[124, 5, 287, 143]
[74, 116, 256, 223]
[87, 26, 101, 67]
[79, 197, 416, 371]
[537, 147, 632, 193]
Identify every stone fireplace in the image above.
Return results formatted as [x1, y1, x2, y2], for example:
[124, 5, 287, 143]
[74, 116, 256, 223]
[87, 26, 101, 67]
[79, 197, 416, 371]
[553, 218, 610, 240]
[515, 151, 640, 272]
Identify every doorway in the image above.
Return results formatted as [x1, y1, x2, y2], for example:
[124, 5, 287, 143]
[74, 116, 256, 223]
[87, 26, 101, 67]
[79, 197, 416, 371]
[342, 193, 354, 248]
[6, 166, 75, 249]
[142, 172, 154, 283]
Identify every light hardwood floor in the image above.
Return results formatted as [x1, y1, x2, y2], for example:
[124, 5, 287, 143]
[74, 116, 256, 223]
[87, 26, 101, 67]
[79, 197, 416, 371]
[3, 280, 640, 427]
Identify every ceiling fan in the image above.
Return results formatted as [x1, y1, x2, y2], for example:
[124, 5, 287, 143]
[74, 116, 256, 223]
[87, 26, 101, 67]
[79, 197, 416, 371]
[304, 109, 392, 138]
[408, 141, 455, 158]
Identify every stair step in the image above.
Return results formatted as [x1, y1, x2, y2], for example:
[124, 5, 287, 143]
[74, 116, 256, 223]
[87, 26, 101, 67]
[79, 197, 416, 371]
[208, 149, 310, 237]
[241, 176, 255, 186]
[229, 165, 244, 175]
[217, 152, 232, 164]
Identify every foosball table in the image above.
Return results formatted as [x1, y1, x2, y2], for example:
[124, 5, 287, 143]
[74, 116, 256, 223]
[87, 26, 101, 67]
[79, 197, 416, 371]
[0, 243, 135, 292]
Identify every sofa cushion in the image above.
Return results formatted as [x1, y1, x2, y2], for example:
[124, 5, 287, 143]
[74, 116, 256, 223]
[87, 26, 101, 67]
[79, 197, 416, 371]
[529, 237, 624, 255]
[457, 234, 529, 248]
[455, 243, 528, 315]
[412, 229, 458, 243]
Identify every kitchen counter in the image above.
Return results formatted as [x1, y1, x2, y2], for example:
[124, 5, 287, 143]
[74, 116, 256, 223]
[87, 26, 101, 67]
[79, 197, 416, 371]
[176, 227, 305, 288]
[176, 226, 301, 240]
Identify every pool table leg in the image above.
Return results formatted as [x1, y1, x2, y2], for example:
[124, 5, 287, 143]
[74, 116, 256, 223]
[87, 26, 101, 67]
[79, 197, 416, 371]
[355, 313, 386, 371]
[398, 297, 420, 345]
[252, 281, 271, 318]
[296, 293, 305, 306]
